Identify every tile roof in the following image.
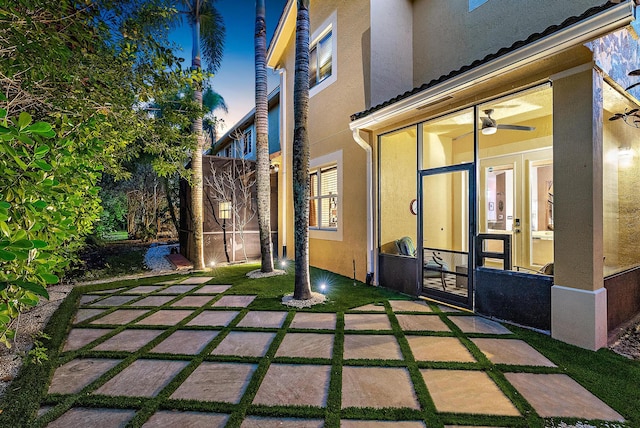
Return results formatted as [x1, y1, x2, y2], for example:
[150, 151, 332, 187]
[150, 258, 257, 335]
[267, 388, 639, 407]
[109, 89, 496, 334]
[350, 1, 620, 122]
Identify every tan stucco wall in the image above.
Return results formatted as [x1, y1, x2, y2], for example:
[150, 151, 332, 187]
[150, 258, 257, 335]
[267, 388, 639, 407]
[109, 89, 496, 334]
[411, 0, 604, 87]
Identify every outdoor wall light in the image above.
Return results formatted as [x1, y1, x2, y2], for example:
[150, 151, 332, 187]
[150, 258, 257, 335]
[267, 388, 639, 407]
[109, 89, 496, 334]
[270, 162, 280, 173]
[219, 201, 232, 220]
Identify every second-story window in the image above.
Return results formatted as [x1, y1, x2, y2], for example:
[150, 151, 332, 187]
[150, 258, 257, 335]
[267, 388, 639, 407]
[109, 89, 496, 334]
[309, 165, 338, 230]
[243, 130, 253, 156]
[309, 31, 332, 89]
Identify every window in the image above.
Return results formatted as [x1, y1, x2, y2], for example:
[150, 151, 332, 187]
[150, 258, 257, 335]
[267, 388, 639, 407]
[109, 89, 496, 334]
[309, 31, 332, 89]
[309, 165, 338, 230]
[242, 130, 253, 156]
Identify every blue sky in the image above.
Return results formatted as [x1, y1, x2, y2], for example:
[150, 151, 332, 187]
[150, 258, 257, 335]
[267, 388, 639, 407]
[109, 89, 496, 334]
[170, 0, 288, 135]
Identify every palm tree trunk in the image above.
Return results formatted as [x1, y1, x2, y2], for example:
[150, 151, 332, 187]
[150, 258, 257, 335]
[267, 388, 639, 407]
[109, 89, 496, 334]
[191, 16, 205, 270]
[293, 0, 312, 299]
[255, 0, 274, 273]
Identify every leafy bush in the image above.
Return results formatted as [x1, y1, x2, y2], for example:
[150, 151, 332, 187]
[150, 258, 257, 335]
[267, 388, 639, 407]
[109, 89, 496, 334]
[0, 111, 102, 347]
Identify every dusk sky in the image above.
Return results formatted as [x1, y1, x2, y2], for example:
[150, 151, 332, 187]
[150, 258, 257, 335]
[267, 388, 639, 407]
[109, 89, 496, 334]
[171, 0, 289, 136]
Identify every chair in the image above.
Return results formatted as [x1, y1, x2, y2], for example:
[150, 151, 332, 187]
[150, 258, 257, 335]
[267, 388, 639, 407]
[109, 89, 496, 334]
[395, 237, 449, 291]
[515, 262, 554, 276]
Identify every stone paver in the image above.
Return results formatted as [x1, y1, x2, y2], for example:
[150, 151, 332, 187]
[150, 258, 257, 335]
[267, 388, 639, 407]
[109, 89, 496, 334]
[237, 311, 288, 328]
[151, 330, 218, 355]
[438, 305, 464, 313]
[74, 309, 106, 323]
[90, 295, 138, 306]
[62, 328, 112, 352]
[47, 408, 136, 428]
[396, 314, 450, 332]
[155, 280, 178, 285]
[289, 312, 336, 330]
[342, 366, 420, 409]
[275, 333, 334, 359]
[472, 338, 556, 367]
[187, 310, 239, 327]
[421, 369, 520, 416]
[179, 276, 214, 284]
[253, 364, 331, 407]
[344, 313, 392, 331]
[194, 285, 232, 294]
[94, 359, 188, 397]
[504, 373, 624, 421]
[342, 422, 426, 428]
[160, 285, 197, 294]
[142, 411, 229, 427]
[212, 295, 256, 307]
[79, 295, 101, 305]
[343, 334, 403, 360]
[407, 336, 475, 362]
[93, 287, 126, 294]
[449, 316, 512, 335]
[124, 285, 166, 294]
[211, 331, 276, 357]
[130, 295, 176, 307]
[390, 300, 432, 312]
[136, 309, 193, 326]
[171, 362, 256, 403]
[92, 329, 164, 352]
[49, 359, 121, 394]
[350, 303, 387, 312]
[172, 295, 214, 307]
[241, 417, 324, 428]
[90, 309, 148, 325]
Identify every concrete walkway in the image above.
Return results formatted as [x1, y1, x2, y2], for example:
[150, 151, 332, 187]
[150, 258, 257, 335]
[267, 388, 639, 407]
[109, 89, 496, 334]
[40, 276, 624, 427]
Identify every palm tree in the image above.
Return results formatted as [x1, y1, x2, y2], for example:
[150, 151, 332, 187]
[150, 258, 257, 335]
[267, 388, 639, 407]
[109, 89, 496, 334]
[255, 0, 274, 273]
[182, 0, 225, 270]
[292, 0, 312, 299]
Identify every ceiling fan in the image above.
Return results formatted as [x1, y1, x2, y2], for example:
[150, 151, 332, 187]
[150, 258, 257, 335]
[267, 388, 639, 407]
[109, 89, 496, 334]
[609, 108, 640, 128]
[452, 109, 535, 140]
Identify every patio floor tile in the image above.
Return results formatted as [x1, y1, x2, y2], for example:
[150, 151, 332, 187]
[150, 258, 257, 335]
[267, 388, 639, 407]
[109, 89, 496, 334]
[47, 408, 136, 428]
[253, 364, 331, 407]
[344, 313, 392, 331]
[290, 312, 336, 330]
[187, 310, 239, 327]
[504, 373, 624, 421]
[161, 285, 197, 294]
[275, 332, 334, 359]
[135, 310, 193, 326]
[94, 359, 188, 397]
[396, 314, 450, 332]
[241, 417, 324, 428]
[179, 276, 214, 284]
[74, 309, 106, 324]
[151, 330, 218, 355]
[448, 316, 511, 335]
[62, 328, 112, 352]
[89, 295, 138, 306]
[129, 295, 175, 307]
[48, 359, 121, 394]
[343, 334, 403, 360]
[390, 300, 432, 313]
[124, 285, 166, 294]
[438, 305, 464, 313]
[171, 295, 214, 307]
[341, 422, 426, 428]
[406, 336, 475, 362]
[193, 285, 232, 294]
[237, 311, 288, 328]
[142, 411, 229, 427]
[342, 366, 420, 409]
[212, 295, 256, 307]
[79, 295, 101, 305]
[92, 329, 164, 352]
[170, 362, 256, 403]
[472, 338, 556, 366]
[211, 331, 276, 357]
[90, 309, 148, 325]
[421, 369, 520, 416]
[350, 303, 387, 312]
[93, 287, 126, 294]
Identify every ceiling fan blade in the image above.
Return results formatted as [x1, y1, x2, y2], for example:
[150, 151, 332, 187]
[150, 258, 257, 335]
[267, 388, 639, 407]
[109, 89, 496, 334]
[609, 115, 623, 121]
[496, 124, 535, 132]
[452, 130, 474, 141]
[628, 69, 640, 76]
[625, 82, 640, 91]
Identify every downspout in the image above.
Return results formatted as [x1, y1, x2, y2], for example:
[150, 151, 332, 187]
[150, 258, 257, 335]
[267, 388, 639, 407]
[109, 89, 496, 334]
[278, 67, 288, 259]
[351, 128, 375, 284]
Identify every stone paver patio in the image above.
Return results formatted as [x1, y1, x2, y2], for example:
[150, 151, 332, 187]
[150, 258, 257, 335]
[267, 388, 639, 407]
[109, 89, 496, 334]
[37, 278, 626, 427]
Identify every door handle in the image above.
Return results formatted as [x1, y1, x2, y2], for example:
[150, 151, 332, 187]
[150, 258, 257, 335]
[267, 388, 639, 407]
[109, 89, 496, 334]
[514, 228, 521, 234]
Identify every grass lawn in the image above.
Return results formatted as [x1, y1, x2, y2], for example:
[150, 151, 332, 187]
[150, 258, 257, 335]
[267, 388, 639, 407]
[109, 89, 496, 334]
[1, 263, 638, 427]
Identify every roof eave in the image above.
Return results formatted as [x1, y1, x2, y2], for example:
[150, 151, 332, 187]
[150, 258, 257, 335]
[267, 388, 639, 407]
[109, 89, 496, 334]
[350, 1, 634, 131]
[267, 0, 295, 69]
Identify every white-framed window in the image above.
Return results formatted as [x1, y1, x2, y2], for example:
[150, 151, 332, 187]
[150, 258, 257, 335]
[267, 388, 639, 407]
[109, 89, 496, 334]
[309, 11, 337, 97]
[309, 150, 342, 241]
